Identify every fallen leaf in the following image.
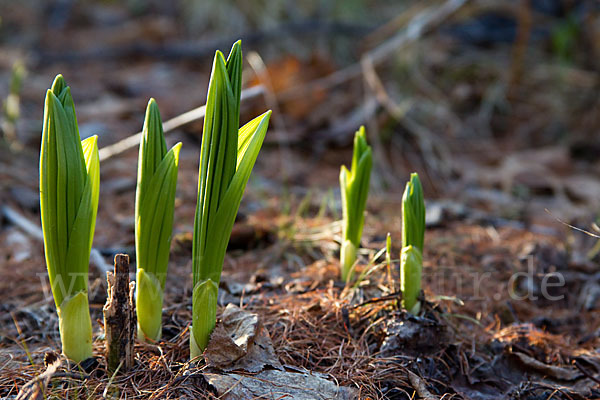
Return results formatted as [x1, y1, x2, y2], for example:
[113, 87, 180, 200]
[204, 369, 357, 400]
[204, 304, 283, 372]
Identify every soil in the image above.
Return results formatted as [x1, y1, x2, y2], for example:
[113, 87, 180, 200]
[1, 1, 600, 399]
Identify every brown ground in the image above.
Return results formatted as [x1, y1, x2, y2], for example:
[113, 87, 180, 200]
[1, 1, 600, 399]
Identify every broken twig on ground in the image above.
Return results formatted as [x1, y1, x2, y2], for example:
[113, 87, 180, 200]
[103, 254, 136, 372]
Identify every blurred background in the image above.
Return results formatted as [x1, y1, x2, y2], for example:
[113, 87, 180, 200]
[1, 0, 600, 256]
[2, 2, 600, 396]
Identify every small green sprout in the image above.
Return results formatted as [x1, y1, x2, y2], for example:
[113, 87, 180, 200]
[339, 126, 372, 282]
[40, 75, 100, 362]
[400, 245, 422, 313]
[191, 40, 271, 358]
[135, 99, 181, 342]
[386, 232, 393, 286]
[402, 173, 425, 251]
[2, 61, 25, 147]
[400, 173, 426, 313]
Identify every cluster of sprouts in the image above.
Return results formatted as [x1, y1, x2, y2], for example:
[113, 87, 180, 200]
[39, 41, 425, 364]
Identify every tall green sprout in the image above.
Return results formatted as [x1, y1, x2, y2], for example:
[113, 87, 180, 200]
[40, 75, 99, 362]
[339, 126, 372, 282]
[135, 99, 181, 341]
[400, 173, 425, 313]
[191, 41, 271, 358]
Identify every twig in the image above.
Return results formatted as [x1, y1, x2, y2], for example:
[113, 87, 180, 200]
[278, 0, 467, 104]
[358, 0, 465, 182]
[545, 209, 600, 239]
[2, 205, 43, 240]
[407, 370, 437, 400]
[36, 21, 374, 65]
[16, 352, 61, 400]
[361, 2, 427, 51]
[348, 292, 402, 310]
[98, 85, 265, 162]
[573, 360, 600, 385]
[103, 254, 136, 373]
[246, 52, 291, 182]
[2, 205, 113, 274]
[367, 0, 467, 66]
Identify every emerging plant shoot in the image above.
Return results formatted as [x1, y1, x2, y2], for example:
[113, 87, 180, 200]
[400, 173, 425, 313]
[191, 41, 271, 358]
[135, 99, 181, 341]
[339, 126, 372, 282]
[39, 75, 100, 362]
[402, 173, 425, 250]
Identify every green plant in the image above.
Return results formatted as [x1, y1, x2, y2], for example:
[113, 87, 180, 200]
[402, 173, 425, 250]
[135, 99, 182, 341]
[400, 173, 425, 313]
[191, 41, 271, 357]
[339, 126, 372, 282]
[400, 245, 422, 313]
[39, 75, 100, 362]
[2, 60, 25, 147]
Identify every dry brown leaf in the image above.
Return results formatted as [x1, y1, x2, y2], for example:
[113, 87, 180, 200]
[203, 369, 357, 400]
[204, 304, 283, 372]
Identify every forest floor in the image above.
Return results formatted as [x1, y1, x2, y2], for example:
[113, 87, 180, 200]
[1, 1, 600, 399]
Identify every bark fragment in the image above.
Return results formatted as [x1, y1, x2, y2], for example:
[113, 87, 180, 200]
[103, 254, 136, 372]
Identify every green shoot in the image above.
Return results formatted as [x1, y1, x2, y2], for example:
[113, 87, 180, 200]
[40, 75, 99, 362]
[402, 173, 425, 251]
[339, 126, 372, 282]
[400, 173, 425, 313]
[400, 245, 422, 313]
[135, 99, 182, 341]
[191, 40, 271, 358]
[385, 232, 393, 288]
[2, 61, 25, 148]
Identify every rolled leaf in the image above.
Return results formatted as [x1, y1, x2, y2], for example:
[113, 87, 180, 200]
[40, 75, 98, 362]
[400, 245, 422, 314]
[58, 291, 93, 363]
[340, 239, 357, 282]
[190, 279, 218, 359]
[192, 41, 271, 356]
[135, 98, 181, 341]
[339, 126, 372, 281]
[401, 173, 425, 251]
[136, 268, 164, 341]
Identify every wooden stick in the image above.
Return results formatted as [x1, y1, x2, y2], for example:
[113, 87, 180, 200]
[1, 205, 113, 274]
[98, 85, 265, 162]
[103, 254, 136, 372]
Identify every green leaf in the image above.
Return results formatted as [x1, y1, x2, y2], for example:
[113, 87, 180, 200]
[340, 239, 357, 282]
[136, 142, 181, 282]
[339, 126, 372, 280]
[134, 99, 181, 342]
[39, 75, 97, 362]
[191, 279, 218, 357]
[57, 291, 93, 363]
[192, 41, 271, 357]
[400, 245, 422, 313]
[202, 110, 270, 283]
[402, 173, 425, 251]
[136, 268, 164, 341]
[64, 135, 99, 297]
[193, 52, 239, 284]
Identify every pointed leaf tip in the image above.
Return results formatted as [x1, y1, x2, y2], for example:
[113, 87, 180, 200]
[51, 74, 66, 94]
[171, 142, 182, 165]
